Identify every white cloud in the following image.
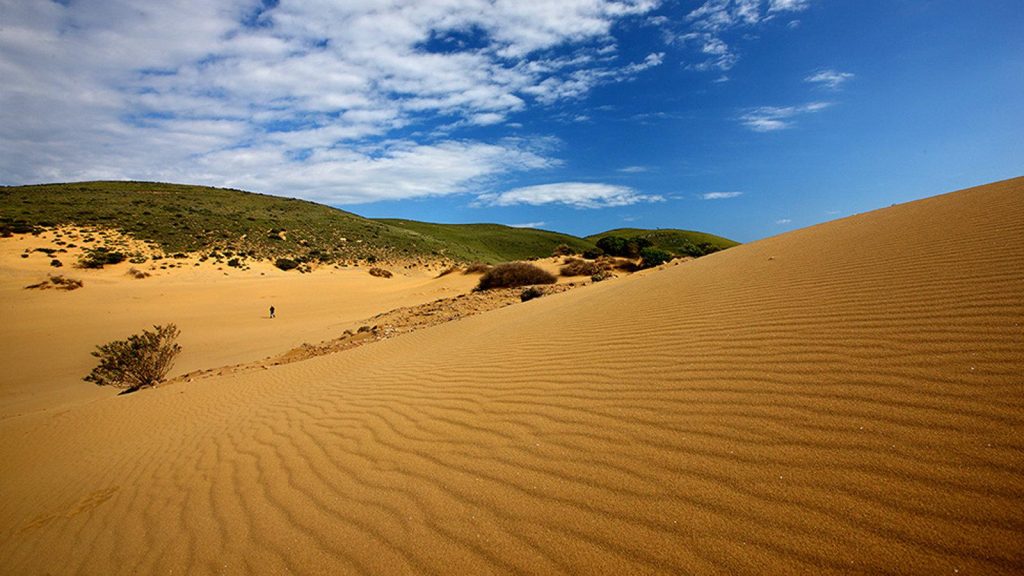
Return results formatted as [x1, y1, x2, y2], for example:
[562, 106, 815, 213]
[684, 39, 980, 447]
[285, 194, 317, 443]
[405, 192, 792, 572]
[805, 69, 855, 89]
[740, 101, 831, 131]
[508, 221, 547, 229]
[665, 0, 811, 71]
[702, 191, 743, 199]
[618, 165, 649, 173]
[477, 182, 663, 209]
[768, 0, 810, 13]
[775, 218, 792, 224]
[0, 0, 663, 202]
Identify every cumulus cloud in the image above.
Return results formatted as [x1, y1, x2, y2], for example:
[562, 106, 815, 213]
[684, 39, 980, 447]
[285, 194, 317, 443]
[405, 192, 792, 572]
[701, 191, 743, 199]
[0, 0, 662, 202]
[740, 102, 831, 131]
[476, 182, 663, 209]
[805, 69, 855, 90]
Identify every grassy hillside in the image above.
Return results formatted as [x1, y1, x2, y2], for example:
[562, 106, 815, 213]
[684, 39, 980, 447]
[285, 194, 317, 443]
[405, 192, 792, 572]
[586, 227, 739, 255]
[377, 219, 594, 263]
[1, 181, 738, 265]
[0, 181, 448, 263]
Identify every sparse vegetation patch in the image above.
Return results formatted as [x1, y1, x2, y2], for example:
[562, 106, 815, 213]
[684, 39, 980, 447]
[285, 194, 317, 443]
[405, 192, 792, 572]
[476, 262, 556, 290]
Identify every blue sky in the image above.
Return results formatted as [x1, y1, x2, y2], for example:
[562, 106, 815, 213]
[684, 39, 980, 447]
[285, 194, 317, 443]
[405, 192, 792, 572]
[1, 1, 1021, 242]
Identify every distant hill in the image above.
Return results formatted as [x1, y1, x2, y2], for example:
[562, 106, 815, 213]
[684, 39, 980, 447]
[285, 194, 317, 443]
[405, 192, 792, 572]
[586, 228, 739, 255]
[1, 181, 737, 264]
[376, 219, 593, 263]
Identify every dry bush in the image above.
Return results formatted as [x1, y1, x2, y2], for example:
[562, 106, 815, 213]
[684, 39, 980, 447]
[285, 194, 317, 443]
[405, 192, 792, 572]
[369, 267, 393, 278]
[436, 265, 461, 277]
[476, 262, 556, 290]
[25, 275, 84, 291]
[520, 286, 545, 302]
[559, 258, 602, 277]
[551, 244, 575, 257]
[127, 267, 150, 279]
[463, 262, 492, 274]
[84, 324, 181, 392]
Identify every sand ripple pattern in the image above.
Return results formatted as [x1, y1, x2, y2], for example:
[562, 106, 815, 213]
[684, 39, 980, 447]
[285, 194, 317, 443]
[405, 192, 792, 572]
[1, 178, 1023, 574]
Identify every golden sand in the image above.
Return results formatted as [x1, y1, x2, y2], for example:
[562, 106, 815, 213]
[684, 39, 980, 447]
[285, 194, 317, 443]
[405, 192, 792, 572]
[1, 178, 1022, 574]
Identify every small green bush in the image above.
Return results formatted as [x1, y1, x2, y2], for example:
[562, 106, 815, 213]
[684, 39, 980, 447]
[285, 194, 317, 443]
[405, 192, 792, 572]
[640, 247, 673, 269]
[477, 262, 556, 290]
[79, 247, 126, 268]
[581, 247, 604, 260]
[84, 324, 181, 392]
[274, 258, 299, 271]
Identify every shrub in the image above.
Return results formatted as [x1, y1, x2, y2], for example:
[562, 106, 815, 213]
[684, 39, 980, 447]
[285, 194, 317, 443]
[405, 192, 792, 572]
[476, 262, 556, 290]
[436, 265, 460, 277]
[274, 258, 299, 271]
[50, 258, 63, 268]
[463, 262, 492, 274]
[591, 271, 614, 282]
[596, 235, 653, 258]
[127, 267, 150, 279]
[520, 286, 545, 302]
[79, 247, 126, 268]
[559, 258, 602, 277]
[369, 267, 392, 278]
[582, 247, 604, 260]
[227, 258, 241, 268]
[640, 247, 673, 269]
[84, 324, 181, 392]
[552, 244, 575, 257]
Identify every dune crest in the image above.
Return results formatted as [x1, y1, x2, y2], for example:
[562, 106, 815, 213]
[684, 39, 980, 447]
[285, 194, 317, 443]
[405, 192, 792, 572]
[1, 178, 1022, 574]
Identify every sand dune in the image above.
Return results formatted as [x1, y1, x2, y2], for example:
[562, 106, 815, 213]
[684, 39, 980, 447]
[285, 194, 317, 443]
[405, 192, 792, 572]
[1, 178, 1022, 574]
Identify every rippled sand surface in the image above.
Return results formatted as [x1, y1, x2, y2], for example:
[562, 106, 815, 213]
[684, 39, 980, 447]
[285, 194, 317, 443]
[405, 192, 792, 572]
[1, 178, 1022, 574]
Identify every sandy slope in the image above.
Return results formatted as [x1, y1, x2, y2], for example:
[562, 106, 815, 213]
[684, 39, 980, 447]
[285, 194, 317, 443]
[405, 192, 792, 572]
[0, 242, 481, 417]
[1, 178, 1023, 574]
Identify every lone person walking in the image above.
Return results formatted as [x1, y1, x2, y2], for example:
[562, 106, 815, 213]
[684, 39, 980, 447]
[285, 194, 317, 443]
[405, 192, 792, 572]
[269, 305, 276, 319]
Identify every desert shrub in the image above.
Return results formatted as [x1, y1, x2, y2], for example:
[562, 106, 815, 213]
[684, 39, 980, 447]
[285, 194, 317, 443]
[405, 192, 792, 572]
[227, 258, 241, 268]
[551, 244, 575, 257]
[463, 262, 492, 274]
[595, 235, 653, 258]
[560, 258, 602, 277]
[25, 275, 84, 291]
[582, 247, 604, 260]
[84, 324, 181, 392]
[476, 262, 556, 290]
[369, 267, 392, 278]
[50, 258, 63, 268]
[274, 258, 299, 271]
[127, 267, 150, 279]
[79, 247, 125, 268]
[128, 255, 148, 264]
[520, 286, 545, 302]
[591, 271, 614, 282]
[640, 247, 673, 269]
[436, 265, 460, 277]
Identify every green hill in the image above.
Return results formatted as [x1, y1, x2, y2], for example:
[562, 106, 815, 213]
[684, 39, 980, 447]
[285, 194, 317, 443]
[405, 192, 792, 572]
[1, 181, 738, 266]
[586, 227, 739, 256]
[377, 219, 593, 263]
[0, 181, 448, 263]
